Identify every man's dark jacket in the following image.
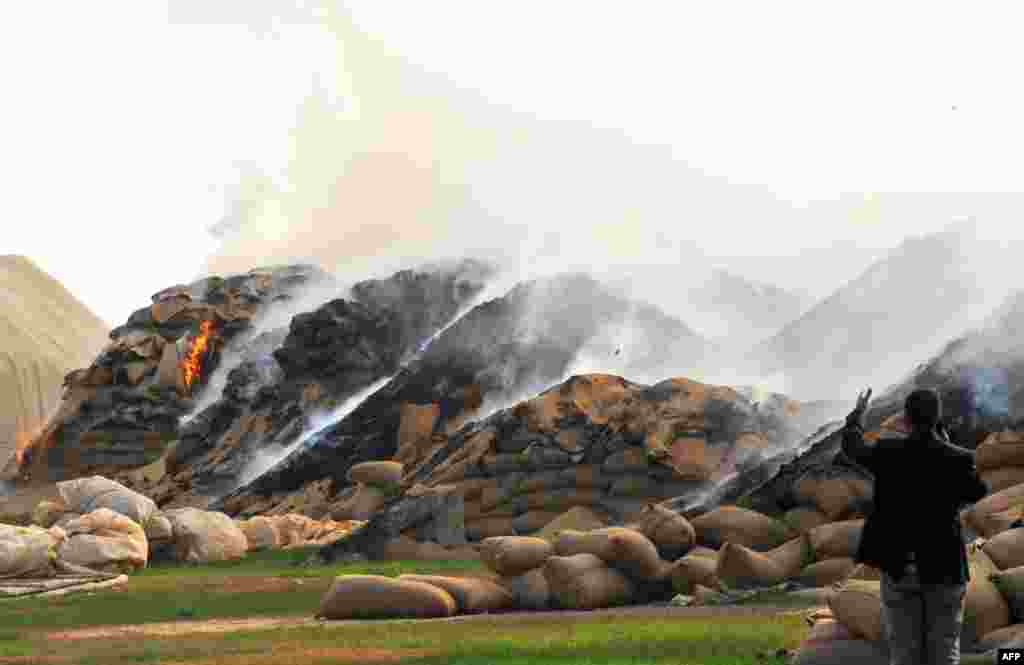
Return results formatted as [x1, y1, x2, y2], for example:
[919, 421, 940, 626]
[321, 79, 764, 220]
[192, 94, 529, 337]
[841, 420, 989, 584]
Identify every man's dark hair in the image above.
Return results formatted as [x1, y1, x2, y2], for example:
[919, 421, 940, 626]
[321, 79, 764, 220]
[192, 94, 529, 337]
[905, 388, 942, 430]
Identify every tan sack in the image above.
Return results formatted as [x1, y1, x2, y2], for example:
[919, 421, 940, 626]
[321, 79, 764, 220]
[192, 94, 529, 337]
[965, 483, 1024, 538]
[238, 517, 281, 551]
[57, 476, 157, 525]
[808, 520, 864, 561]
[553, 529, 617, 559]
[332, 485, 388, 521]
[848, 563, 881, 581]
[535, 507, 610, 542]
[0, 524, 61, 579]
[466, 517, 517, 541]
[316, 575, 457, 620]
[144, 512, 173, 542]
[981, 467, 1024, 494]
[163, 508, 247, 563]
[603, 527, 673, 580]
[498, 568, 550, 610]
[479, 536, 553, 576]
[32, 500, 68, 528]
[670, 552, 721, 594]
[792, 639, 889, 665]
[716, 535, 810, 590]
[627, 504, 696, 560]
[399, 574, 513, 613]
[794, 558, 856, 588]
[963, 544, 1011, 645]
[543, 554, 637, 610]
[827, 579, 882, 642]
[57, 508, 148, 574]
[691, 506, 795, 551]
[783, 506, 832, 534]
[989, 567, 1024, 625]
[347, 461, 404, 487]
[792, 469, 872, 521]
[976, 431, 1024, 472]
[982, 528, 1024, 570]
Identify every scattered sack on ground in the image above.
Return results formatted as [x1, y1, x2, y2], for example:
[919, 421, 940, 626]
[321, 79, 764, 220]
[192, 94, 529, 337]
[792, 639, 889, 665]
[237, 516, 281, 551]
[0, 524, 62, 579]
[965, 483, 1024, 538]
[963, 544, 1011, 646]
[981, 467, 1024, 494]
[498, 568, 550, 610]
[602, 527, 672, 580]
[976, 623, 1024, 654]
[988, 567, 1024, 629]
[347, 461, 404, 487]
[57, 476, 157, 526]
[31, 500, 67, 528]
[808, 520, 863, 561]
[57, 508, 148, 574]
[163, 508, 248, 563]
[398, 574, 513, 613]
[316, 574, 457, 620]
[783, 506, 832, 534]
[983, 527, 1024, 570]
[670, 552, 721, 594]
[543, 553, 637, 610]
[827, 579, 882, 642]
[480, 536, 553, 576]
[716, 535, 810, 590]
[627, 504, 696, 560]
[691, 506, 795, 551]
[535, 506, 610, 542]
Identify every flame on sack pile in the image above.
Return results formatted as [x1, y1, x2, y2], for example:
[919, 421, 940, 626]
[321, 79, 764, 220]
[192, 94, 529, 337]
[181, 320, 215, 396]
[14, 427, 33, 466]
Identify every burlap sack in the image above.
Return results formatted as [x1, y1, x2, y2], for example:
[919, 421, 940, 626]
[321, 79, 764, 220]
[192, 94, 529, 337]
[827, 579, 882, 642]
[783, 506, 831, 534]
[479, 536, 553, 576]
[512, 511, 560, 535]
[31, 500, 68, 528]
[964, 544, 1011, 644]
[982, 528, 1024, 570]
[347, 461, 403, 487]
[691, 506, 795, 551]
[553, 529, 616, 559]
[535, 507, 610, 542]
[716, 541, 787, 590]
[0, 524, 61, 579]
[688, 546, 719, 559]
[143, 513, 173, 542]
[603, 527, 673, 580]
[543, 554, 637, 609]
[808, 520, 864, 561]
[463, 501, 485, 522]
[792, 639, 889, 665]
[975, 623, 1024, 653]
[670, 552, 721, 594]
[803, 618, 855, 644]
[848, 563, 881, 581]
[333, 485, 388, 521]
[560, 464, 614, 490]
[792, 470, 871, 522]
[976, 431, 1024, 472]
[398, 574, 513, 613]
[57, 508, 149, 574]
[57, 476, 157, 526]
[498, 568, 550, 610]
[627, 504, 696, 560]
[982, 467, 1024, 494]
[966, 483, 1024, 538]
[794, 559, 856, 588]
[456, 478, 493, 502]
[466, 517, 517, 541]
[238, 516, 281, 551]
[524, 488, 604, 513]
[163, 508, 248, 563]
[376, 535, 429, 560]
[316, 575, 457, 620]
[989, 566, 1024, 622]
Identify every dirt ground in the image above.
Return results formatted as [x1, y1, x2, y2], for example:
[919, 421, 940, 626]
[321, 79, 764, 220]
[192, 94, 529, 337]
[46, 603, 813, 641]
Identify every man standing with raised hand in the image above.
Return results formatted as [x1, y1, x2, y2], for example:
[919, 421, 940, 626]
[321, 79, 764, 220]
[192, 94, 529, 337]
[841, 387, 989, 665]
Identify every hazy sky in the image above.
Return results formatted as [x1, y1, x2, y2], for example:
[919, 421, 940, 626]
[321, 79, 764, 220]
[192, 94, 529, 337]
[3, 1, 1023, 327]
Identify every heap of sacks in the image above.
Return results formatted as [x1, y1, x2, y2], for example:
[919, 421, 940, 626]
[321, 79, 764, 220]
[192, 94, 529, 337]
[18, 476, 359, 572]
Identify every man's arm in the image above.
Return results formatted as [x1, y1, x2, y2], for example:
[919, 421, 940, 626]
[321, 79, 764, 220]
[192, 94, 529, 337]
[937, 423, 989, 505]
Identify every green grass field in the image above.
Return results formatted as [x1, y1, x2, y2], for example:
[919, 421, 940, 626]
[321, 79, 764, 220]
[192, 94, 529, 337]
[0, 548, 812, 665]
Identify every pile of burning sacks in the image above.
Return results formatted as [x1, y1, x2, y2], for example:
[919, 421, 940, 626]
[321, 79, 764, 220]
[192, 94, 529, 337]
[0, 476, 361, 583]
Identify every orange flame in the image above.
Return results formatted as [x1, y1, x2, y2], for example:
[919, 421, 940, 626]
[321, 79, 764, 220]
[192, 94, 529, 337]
[181, 320, 215, 395]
